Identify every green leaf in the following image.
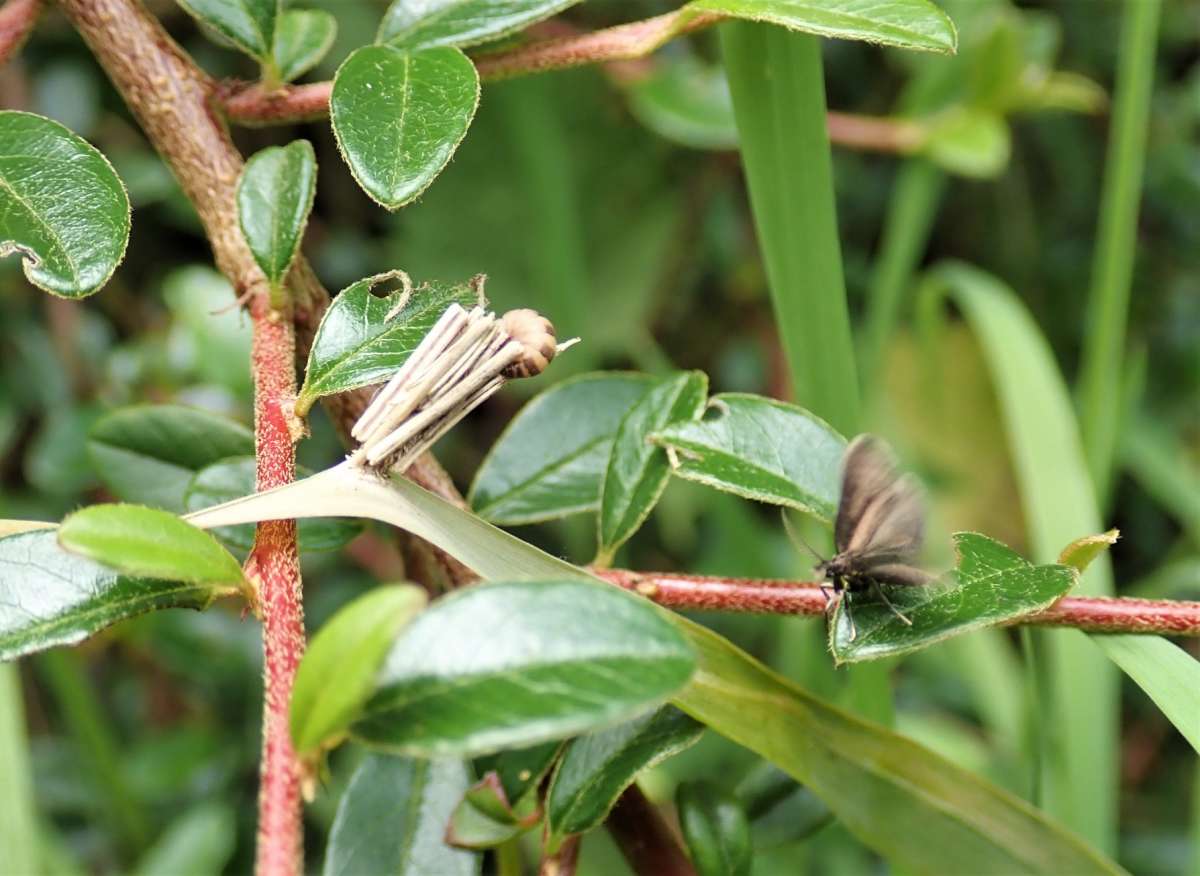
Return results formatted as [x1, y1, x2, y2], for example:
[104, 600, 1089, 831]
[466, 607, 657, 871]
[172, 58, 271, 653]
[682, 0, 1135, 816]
[0, 530, 226, 661]
[736, 765, 832, 848]
[921, 262, 1117, 850]
[476, 741, 561, 807]
[673, 619, 1123, 875]
[296, 271, 482, 414]
[676, 780, 753, 876]
[237, 140, 316, 290]
[0, 111, 130, 298]
[828, 532, 1077, 664]
[184, 457, 362, 553]
[87, 405, 254, 513]
[650, 393, 844, 519]
[920, 108, 1011, 178]
[599, 372, 707, 558]
[174, 0, 278, 59]
[354, 580, 696, 756]
[325, 753, 479, 876]
[470, 373, 657, 525]
[1090, 636, 1200, 754]
[181, 466, 1121, 874]
[627, 54, 739, 151]
[379, 0, 579, 49]
[132, 803, 236, 876]
[688, 0, 958, 54]
[546, 706, 703, 842]
[291, 585, 427, 756]
[58, 505, 247, 593]
[330, 45, 479, 210]
[0, 664, 36, 874]
[446, 769, 543, 849]
[1058, 530, 1119, 574]
[273, 9, 337, 82]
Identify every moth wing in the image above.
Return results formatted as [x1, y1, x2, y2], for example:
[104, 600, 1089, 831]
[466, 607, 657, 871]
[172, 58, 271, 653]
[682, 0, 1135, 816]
[835, 435, 899, 553]
[844, 474, 925, 565]
[864, 562, 932, 588]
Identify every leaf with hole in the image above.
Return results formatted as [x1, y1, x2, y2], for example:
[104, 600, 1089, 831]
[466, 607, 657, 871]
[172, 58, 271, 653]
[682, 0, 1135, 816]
[546, 706, 702, 843]
[184, 457, 362, 553]
[324, 753, 478, 876]
[650, 393, 845, 519]
[237, 140, 316, 290]
[58, 505, 247, 594]
[353, 580, 696, 756]
[87, 405, 254, 513]
[174, 0, 277, 59]
[0, 111, 130, 298]
[687, 0, 958, 54]
[379, 0, 579, 49]
[828, 532, 1076, 664]
[291, 585, 427, 756]
[0, 530, 230, 661]
[599, 372, 707, 558]
[470, 373, 658, 525]
[296, 272, 483, 414]
[676, 780, 753, 876]
[273, 9, 336, 82]
[331, 45, 479, 210]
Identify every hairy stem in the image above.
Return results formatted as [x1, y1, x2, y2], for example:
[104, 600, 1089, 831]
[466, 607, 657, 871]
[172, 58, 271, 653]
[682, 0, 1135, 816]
[0, 0, 40, 67]
[596, 569, 1200, 636]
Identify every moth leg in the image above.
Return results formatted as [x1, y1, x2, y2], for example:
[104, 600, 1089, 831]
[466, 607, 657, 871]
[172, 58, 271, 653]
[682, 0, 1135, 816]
[871, 579, 913, 626]
[818, 581, 835, 607]
[842, 584, 858, 642]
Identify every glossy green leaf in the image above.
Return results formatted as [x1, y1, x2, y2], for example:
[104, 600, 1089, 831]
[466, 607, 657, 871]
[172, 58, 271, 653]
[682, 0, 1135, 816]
[354, 580, 696, 756]
[676, 781, 752, 876]
[599, 372, 707, 558]
[546, 706, 703, 841]
[87, 405, 254, 513]
[330, 45, 479, 210]
[627, 54, 739, 151]
[291, 585, 427, 756]
[237, 140, 316, 289]
[0, 530, 226, 661]
[0, 111, 130, 298]
[184, 457, 362, 552]
[296, 271, 482, 414]
[673, 619, 1122, 875]
[470, 373, 658, 525]
[688, 0, 958, 54]
[325, 753, 478, 876]
[58, 505, 247, 592]
[1091, 636, 1200, 754]
[650, 393, 844, 519]
[273, 9, 337, 82]
[379, 0, 579, 49]
[183, 464, 1122, 874]
[828, 532, 1077, 664]
[175, 0, 277, 59]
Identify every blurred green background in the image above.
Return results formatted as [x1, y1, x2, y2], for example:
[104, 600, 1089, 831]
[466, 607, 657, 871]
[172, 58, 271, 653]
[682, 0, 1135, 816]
[1, 0, 1197, 872]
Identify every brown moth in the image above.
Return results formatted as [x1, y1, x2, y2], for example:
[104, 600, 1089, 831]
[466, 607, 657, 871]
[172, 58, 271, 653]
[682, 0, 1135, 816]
[815, 435, 932, 640]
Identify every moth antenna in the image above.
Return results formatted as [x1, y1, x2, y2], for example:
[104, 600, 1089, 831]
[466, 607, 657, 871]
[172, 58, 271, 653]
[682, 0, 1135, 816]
[779, 508, 825, 564]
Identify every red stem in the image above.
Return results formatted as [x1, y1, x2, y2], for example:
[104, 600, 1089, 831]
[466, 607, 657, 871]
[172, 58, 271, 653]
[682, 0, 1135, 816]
[594, 569, 1200, 636]
[247, 297, 304, 873]
[606, 784, 696, 876]
[0, 0, 40, 67]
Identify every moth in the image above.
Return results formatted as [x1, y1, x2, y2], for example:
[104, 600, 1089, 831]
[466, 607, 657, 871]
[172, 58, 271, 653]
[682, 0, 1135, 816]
[814, 435, 932, 640]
